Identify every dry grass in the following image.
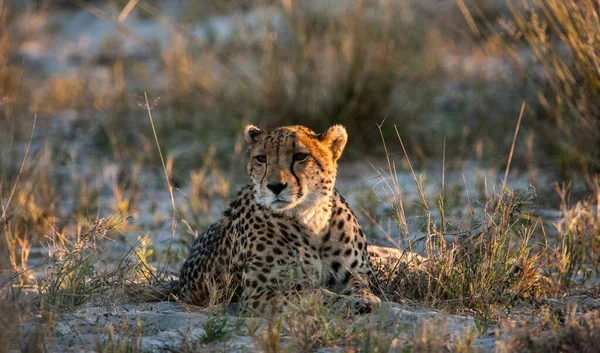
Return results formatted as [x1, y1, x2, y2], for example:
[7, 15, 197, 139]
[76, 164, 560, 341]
[544, 180, 600, 294]
[40, 216, 158, 309]
[282, 293, 358, 351]
[498, 309, 600, 353]
[2, 0, 446, 157]
[374, 124, 539, 310]
[0, 2, 31, 126]
[369, 123, 600, 337]
[245, 1, 440, 145]
[503, 0, 600, 173]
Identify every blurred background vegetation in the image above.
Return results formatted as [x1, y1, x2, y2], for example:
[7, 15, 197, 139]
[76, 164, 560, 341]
[1, 0, 597, 174]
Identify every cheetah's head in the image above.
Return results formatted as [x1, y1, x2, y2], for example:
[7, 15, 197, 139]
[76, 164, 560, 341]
[244, 124, 347, 212]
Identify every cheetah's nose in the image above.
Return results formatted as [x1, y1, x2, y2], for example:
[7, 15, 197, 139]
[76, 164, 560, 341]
[267, 182, 287, 195]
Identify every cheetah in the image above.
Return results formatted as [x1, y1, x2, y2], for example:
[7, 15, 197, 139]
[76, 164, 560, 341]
[179, 124, 420, 314]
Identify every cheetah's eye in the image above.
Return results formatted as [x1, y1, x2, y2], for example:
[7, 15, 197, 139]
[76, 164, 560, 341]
[293, 153, 309, 162]
[255, 155, 267, 163]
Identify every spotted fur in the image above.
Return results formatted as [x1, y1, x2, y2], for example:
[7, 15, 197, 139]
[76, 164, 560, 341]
[179, 125, 399, 314]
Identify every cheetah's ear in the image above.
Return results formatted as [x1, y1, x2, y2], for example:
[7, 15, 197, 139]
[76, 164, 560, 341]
[244, 125, 263, 144]
[319, 125, 347, 161]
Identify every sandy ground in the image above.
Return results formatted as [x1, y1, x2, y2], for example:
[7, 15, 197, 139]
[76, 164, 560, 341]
[21, 299, 492, 352]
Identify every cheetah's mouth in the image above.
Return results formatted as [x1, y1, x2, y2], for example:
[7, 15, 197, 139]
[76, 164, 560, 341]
[272, 199, 291, 206]
[269, 198, 294, 210]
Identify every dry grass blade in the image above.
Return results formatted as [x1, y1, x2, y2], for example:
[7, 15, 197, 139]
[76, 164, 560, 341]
[393, 124, 433, 257]
[456, 0, 481, 38]
[71, 0, 148, 48]
[1, 113, 36, 221]
[143, 92, 177, 269]
[118, 0, 141, 23]
[440, 138, 446, 233]
[502, 102, 526, 190]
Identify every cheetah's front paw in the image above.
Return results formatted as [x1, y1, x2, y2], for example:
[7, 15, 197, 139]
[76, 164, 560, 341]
[350, 294, 381, 314]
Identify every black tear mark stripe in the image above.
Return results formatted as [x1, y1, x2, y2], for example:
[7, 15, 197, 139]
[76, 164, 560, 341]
[259, 139, 267, 187]
[290, 138, 303, 198]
